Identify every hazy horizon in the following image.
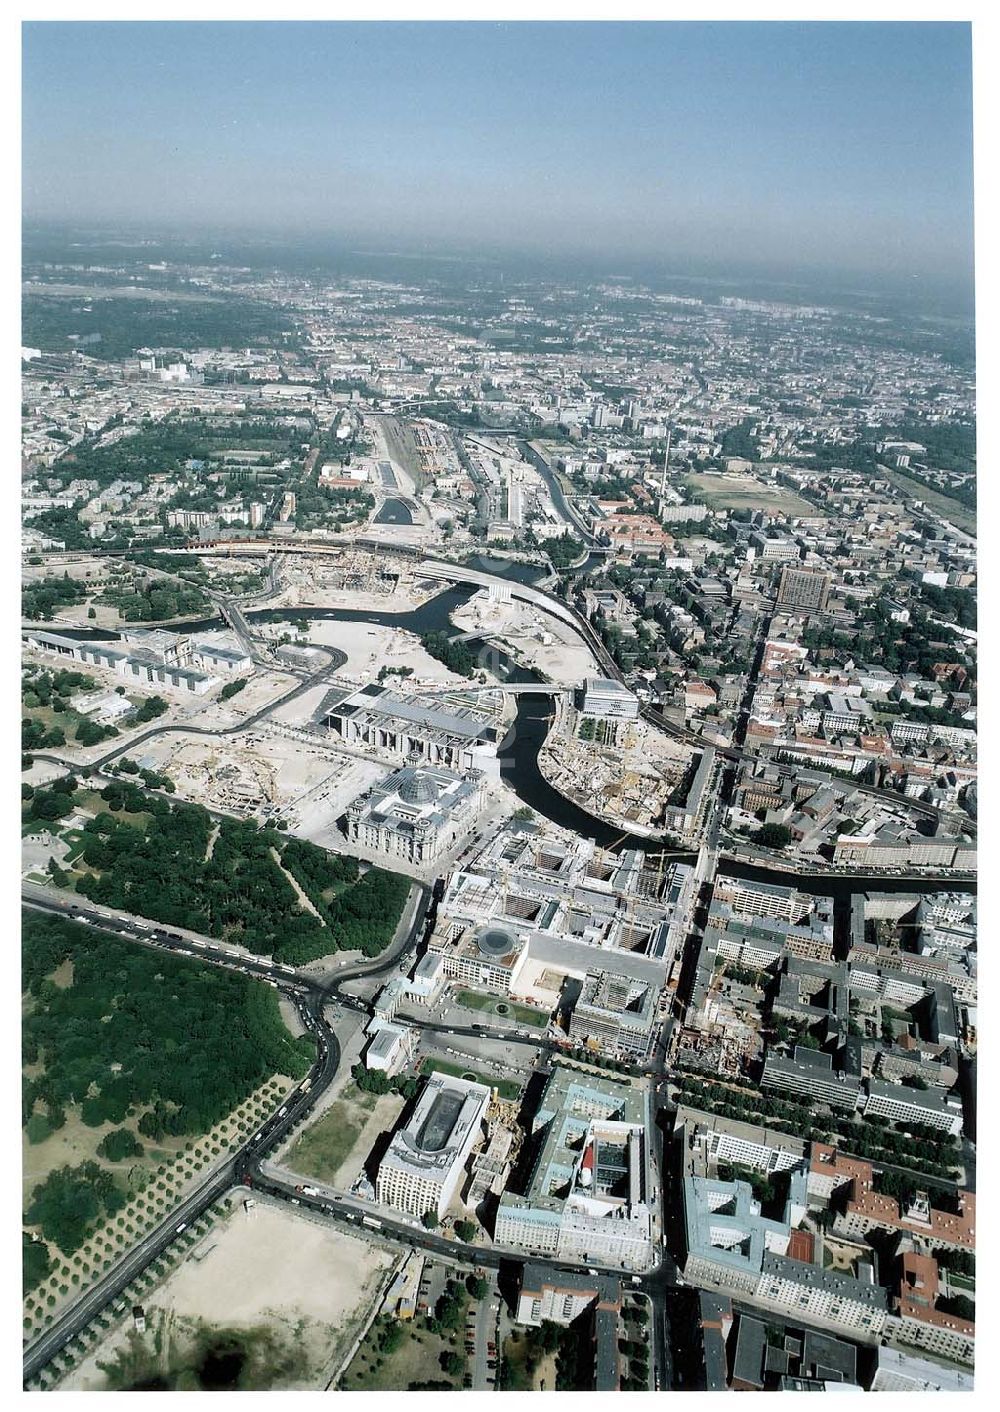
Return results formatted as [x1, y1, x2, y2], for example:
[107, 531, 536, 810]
[23, 21, 975, 305]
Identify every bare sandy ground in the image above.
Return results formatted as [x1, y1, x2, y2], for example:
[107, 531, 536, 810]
[451, 590, 599, 682]
[186, 668, 298, 726]
[23, 758, 67, 787]
[270, 681, 338, 728]
[294, 618, 480, 684]
[59, 1200, 396, 1391]
[270, 572, 433, 613]
[131, 728, 387, 838]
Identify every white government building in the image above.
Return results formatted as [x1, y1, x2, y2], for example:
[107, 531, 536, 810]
[344, 763, 485, 865]
[376, 1072, 490, 1220]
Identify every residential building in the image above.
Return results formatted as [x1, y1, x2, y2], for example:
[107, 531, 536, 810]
[755, 1253, 888, 1338]
[776, 566, 831, 612]
[809, 1143, 974, 1250]
[682, 1173, 800, 1295]
[713, 877, 810, 924]
[892, 1251, 975, 1365]
[515, 1263, 620, 1328]
[680, 1108, 806, 1177]
[750, 532, 800, 563]
[870, 1345, 974, 1392]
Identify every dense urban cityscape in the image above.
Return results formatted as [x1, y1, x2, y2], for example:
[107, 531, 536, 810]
[19, 223, 977, 1394]
[19, 10, 979, 1397]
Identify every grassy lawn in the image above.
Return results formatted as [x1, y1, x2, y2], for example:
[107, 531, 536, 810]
[501, 1332, 557, 1392]
[23, 703, 86, 736]
[61, 829, 89, 864]
[23, 789, 153, 841]
[342, 1315, 461, 1391]
[455, 990, 497, 1013]
[320, 880, 354, 903]
[454, 990, 548, 1028]
[884, 468, 976, 536]
[506, 1002, 548, 1028]
[501, 1333, 534, 1391]
[21, 1100, 188, 1213]
[22, 815, 58, 838]
[285, 1083, 379, 1184]
[72, 788, 152, 832]
[420, 1057, 522, 1102]
[684, 473, 822, 517]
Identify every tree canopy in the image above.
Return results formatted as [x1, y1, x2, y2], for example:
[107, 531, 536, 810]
[67, 791, 409, 965]
[22, 908, 312, 1175]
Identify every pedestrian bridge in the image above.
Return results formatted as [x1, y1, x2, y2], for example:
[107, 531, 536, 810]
[411, 682, 569, 697]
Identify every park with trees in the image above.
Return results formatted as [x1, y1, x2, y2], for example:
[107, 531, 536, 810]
[419, 631, 478, 678]
[22, 909, 314, 1258]
[62, 788, 409, 965]
[22, 576, 88, 621]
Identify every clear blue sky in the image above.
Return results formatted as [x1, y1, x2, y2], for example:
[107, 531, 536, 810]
[22, 21, 974, 282]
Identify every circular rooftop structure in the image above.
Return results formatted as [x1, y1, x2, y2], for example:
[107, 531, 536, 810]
[397, 771, 441, 806]
[477, 926, 517, 959]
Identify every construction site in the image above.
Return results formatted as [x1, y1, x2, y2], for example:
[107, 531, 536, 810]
[263, 549, 444, 614]
[537, 698, 695, 836]
[450, 588, 599, 683]
[128, 725, 389, 841]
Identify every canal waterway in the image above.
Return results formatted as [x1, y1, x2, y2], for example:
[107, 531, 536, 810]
[372, 498, 414, 525]
[40, 589, 663, 848]
[719, 857, 975, 902]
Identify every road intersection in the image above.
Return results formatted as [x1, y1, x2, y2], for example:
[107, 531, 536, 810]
[22, 884, 680, 1387]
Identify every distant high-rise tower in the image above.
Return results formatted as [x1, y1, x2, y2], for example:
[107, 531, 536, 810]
[659, 427, 672, 497]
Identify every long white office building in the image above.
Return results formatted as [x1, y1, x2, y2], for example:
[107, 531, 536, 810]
[376, 1072, 490, 1220]
[22, 628, 213, 695]
[862, 1077, 964, 1137]
[322, 683, 501, 776]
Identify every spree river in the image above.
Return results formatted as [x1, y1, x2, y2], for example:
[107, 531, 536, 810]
[372, 498, 414, 526]
[44, 588, 980, 871]
[50, 587, 658, 848]
[497, 693, 686, 853]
